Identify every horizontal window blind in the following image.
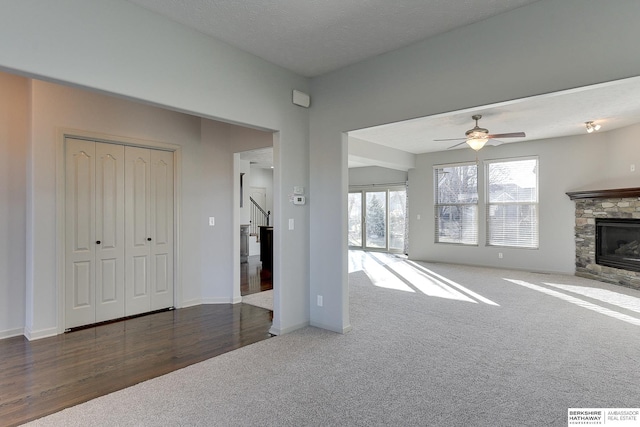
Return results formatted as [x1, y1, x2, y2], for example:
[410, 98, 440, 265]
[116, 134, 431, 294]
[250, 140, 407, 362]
[486, 158, 538, 248]
[434, 163, 478, 245]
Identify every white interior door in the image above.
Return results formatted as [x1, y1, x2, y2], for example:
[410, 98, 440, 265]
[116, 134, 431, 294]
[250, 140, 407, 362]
[125, 146, 174, 316]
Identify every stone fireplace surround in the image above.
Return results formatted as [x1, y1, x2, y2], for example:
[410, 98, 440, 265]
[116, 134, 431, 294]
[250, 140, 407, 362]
[567, 188, 640, 290]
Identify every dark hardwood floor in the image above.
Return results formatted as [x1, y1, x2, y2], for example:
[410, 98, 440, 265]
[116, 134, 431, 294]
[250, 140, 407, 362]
[241, 255, 273, 296]
[0, 257, 273, 427]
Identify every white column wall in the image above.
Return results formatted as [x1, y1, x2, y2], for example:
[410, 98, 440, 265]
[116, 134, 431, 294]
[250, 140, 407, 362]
[0, 73, 28, 338]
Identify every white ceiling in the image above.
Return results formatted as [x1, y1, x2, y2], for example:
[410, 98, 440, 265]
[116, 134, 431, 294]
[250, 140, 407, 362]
[349, 76, 640, 155]
[126, 1, 640, 167]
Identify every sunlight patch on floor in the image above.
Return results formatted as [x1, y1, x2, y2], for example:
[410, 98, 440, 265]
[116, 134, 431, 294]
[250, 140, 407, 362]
[504, 279, 640, 326]
[407, 260, 500, 306]
[349, 250, 498, 305]
[369, 253, 475, 302]
[357, 252, 415, 293]
[544, 283, 640, 315]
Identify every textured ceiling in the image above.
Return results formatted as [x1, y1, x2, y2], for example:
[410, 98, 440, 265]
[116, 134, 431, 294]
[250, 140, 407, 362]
[349, 76, 640, 155]
[127, 0, 542, 77]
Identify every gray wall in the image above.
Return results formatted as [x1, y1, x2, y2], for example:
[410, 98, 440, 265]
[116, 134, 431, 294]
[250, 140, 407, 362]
[407, 127, 640, 274]
[0, 0, 309, 338]
[310, 0, 640, 333]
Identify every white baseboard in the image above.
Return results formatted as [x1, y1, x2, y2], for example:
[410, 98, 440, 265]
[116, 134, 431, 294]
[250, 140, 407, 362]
[24, 326, 58, 341]
[309, 321, 352, 335]
[0, 327, 25, 340]
[269, 320, 309, 336]
[180, 298, 203, 308]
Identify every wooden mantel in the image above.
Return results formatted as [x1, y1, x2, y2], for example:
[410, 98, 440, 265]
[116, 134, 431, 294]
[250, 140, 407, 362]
[566, 187, 640, 200]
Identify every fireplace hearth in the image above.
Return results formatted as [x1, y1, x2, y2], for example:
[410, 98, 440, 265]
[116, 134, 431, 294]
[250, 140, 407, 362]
[567, 187, 640, 290]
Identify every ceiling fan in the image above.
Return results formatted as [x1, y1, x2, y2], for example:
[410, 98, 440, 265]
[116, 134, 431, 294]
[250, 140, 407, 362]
[435, 114, 526, 151]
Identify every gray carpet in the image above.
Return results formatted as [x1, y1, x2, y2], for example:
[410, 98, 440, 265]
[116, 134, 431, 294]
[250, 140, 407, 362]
[26, 257, 640, 426]
[242, 290, 273, 311]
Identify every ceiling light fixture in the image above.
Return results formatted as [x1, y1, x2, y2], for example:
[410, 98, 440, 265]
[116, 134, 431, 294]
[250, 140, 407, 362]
[585, 121, 601, 133]
[466, 132, 489, 151]
[467, 136, 489, 151]
[464, 115, 490, 151]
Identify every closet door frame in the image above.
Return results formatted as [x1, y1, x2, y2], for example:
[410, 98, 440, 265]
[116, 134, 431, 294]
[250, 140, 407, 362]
[55, 129, 182, 334]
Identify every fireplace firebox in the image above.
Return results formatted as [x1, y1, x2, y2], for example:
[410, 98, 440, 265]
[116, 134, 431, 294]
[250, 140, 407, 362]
[596, 218, 640, 272]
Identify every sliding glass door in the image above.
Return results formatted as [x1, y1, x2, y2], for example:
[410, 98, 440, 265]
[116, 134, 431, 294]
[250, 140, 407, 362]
[348, 192, 363, 247]
[389, 189, 407, 252]
[349, 187, 407, 253]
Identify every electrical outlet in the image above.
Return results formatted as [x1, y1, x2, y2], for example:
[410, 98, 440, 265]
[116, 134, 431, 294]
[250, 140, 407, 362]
[417, 214, 421, 220]
[209, 217, 215, 226]
[317, 295, 323, 307]
[498, 252, 503, 259]
[289, 218, 294, 230]
[631, 164, 636, 172]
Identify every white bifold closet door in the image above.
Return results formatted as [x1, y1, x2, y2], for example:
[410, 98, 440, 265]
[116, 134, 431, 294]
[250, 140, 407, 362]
[124, 146, 174, 317]
[65, 138, 173, 329]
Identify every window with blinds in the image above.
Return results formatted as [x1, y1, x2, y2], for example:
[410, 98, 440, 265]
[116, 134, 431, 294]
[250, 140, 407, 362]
[486, 158, 538, 248]
[434, 163, 478, 245]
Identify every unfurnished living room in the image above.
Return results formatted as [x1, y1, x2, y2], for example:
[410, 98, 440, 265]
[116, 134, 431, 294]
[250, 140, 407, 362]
[1, 1, 640, 426]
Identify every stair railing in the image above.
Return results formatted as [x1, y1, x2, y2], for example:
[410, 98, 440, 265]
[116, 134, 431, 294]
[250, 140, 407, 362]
[250, 197, 270, 238]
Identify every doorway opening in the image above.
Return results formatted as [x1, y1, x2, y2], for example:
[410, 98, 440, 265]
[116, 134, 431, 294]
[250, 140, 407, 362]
[238, 148, 274, 302]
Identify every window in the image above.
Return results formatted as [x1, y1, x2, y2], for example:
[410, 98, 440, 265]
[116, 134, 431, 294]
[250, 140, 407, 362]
[486, 158, 538, 248]
[434, 163, 478, 244]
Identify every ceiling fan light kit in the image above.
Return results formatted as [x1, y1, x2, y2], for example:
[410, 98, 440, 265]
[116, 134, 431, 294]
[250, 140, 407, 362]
[436, 114, 526, 151]
[466, 136, 489, 151]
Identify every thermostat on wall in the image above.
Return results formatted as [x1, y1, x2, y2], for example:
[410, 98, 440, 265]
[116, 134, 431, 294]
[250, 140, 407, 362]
[293, 195, 306, 205]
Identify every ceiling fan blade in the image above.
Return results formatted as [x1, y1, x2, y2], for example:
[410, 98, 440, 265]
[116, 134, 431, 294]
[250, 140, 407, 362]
[434, 137, 466, 142]
[447, 141, 468, 149]
[487, 132, 526, 139]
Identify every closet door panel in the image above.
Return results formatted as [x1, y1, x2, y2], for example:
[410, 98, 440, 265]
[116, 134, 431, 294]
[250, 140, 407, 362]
[125, 146, 152, 316]
[150, 150, 174, 310]
[65, 138, 96, 328]
[95, 142, 125, 322]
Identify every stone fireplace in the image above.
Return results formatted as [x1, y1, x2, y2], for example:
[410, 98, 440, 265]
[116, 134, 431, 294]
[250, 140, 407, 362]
[567, 188, 640, 290]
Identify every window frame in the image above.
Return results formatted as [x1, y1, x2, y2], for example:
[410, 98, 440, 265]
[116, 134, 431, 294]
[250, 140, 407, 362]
[484, 156, 539, 249]
[433, 162, 479, 246]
